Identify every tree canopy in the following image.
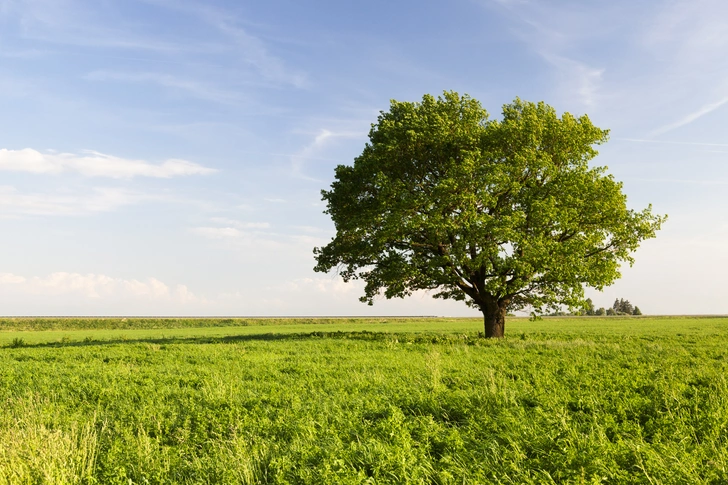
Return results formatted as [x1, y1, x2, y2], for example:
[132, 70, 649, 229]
[313, 92, 665, 337]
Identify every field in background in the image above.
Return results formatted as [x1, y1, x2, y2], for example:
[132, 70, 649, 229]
[2, 315, 725, 346]
[1, 316, 727, 483]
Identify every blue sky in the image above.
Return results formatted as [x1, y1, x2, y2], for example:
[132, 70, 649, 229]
[1, 0, 727, 316]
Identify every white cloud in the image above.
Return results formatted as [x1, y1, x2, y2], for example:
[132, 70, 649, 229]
[189, 225, 288, 251]
[293, 225, 327, 234]
[0, 272, 204, 303]
[0, 148, 216, 178]
[291, 129, 365, 181]
[189, 219, 328, 267]
[267, 276, 357, 295]
[209, 217, 270, 229]
[0, 148, 54, 173]
[0, 185, 150, 216]
[190, 216, 276, 242]
[122, 277, 170, 299]
[191, 226, 244, 239]
[174, 284, 200, 304]
[0, 273, 25, 284]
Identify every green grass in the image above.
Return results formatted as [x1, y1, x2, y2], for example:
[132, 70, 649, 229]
[0, 316, 478, 332]
[1, 317, 727, 484]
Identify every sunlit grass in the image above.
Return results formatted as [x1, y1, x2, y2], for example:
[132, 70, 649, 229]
[1, 316, 727, 483]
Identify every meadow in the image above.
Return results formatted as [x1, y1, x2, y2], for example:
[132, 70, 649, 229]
[1, 316, 727, 484]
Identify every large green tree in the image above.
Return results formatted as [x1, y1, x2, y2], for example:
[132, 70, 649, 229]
[313, 92, 664, 338]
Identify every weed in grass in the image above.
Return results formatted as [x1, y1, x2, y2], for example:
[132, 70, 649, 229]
[8, 337, 24, 348]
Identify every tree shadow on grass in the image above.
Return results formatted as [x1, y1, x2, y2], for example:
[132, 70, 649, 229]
[3, 330, 486, 350]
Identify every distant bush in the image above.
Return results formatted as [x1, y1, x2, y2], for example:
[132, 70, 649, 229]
[613, 298, 634, 315]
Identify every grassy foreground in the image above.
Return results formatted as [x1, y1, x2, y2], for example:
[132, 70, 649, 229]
[1, 316, 727, 484]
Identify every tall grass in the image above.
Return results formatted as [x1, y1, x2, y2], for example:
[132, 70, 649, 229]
[0, 317, 726, 483]
[0, 398, 97, 485]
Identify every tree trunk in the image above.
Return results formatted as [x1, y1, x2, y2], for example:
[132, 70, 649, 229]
[482, 304, 506, 338]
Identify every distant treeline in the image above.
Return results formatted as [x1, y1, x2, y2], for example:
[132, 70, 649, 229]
[0, 317, 406, 332]
[549, 298, 642, 316]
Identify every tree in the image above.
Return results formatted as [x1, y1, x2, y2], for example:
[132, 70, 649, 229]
[584, 298, 595, 316]
[606, 308, 616, 316]
[596, 307, 606, 316]
[313, 92, 665, 338]
[613, 298, 634, 315]
[621, 299, 634, 315]
[633, 306, 642, 316]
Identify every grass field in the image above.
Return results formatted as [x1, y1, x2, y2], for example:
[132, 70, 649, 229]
[1, 316, 727, 484]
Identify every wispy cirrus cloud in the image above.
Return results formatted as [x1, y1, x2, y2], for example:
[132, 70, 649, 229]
[643, 0, 728, 66]
[85, 70, 244, 104]
[482, 0, 607, 109]
[7, 0, 306, 86]
[627, 178, 728, 186]
[1, 0, 218, 54]
[212, 19, 307, 88]
[478, 0, 728, 140]
[3, 0, 307, 98]
[136, 0, 307, 87]
[618, 138, 728, 147]
[650, 96, 728, 136]
[635, 0, 728, 135]
[0, 148, 216, 178]
[539, 53, 604, 108]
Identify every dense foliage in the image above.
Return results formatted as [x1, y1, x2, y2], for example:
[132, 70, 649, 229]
[315, 92, 664, 337]
[1, 317, 727, 484]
